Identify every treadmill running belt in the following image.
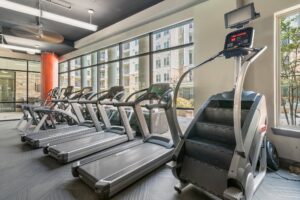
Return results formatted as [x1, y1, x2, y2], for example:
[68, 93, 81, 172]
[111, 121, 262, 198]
[26, 126, 91, 140]
[78, 143, 171, 183]
[49, 132, 126, 153]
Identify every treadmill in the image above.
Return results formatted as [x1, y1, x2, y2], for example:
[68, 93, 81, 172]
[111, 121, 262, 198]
[72, 83, 180, 199]
[21, 87, 120, 148]
[21, 86, 84, 136]
[16, 87, 61, 132]
[44, 86, 137, 163]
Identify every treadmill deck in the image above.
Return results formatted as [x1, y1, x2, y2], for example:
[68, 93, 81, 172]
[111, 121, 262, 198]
[76, 143, 173, 197]
[24, 126, 95, 147]
[48, 132, 129, 163]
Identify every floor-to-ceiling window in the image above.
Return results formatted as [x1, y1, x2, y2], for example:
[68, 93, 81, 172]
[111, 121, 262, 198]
[82, 52, 97, 91]
[59, 62, 69, 89]
[28, 61, 41, 103]
[59, 20, 194, 116]
[121, 35, 150, 96]
[0, 57, 40, 120]
[278, 10, 300, 128]
[152, 21, 194, 117]
[98, 45, 120, 91]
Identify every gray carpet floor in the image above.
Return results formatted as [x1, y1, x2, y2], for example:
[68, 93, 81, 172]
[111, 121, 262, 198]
[0, 121, 300, 200]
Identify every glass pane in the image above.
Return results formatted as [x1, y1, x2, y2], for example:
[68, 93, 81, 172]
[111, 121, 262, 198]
[91, 52, 97, 65]
[59, 62, 68, 73]
[70, 57, 81, 70]
[82, 67, 97, 91]
[70, 70, 81, 91]
[82, 54, 92, 67]
[28, 61, 41, 72]
[59, 73, 68, 88]
[0, 103, 19, 113]
[122, 36, 149, 58]
[28, 72, 41, 103]
[0, 58, 27, 71]
[99, 45, 119, 63]
[152, 21, 193, 51]
[177, 109, 194, 130]
[98, 62, 119, 91]
[15, 71, 27, 102]
[0, 102, 23, 120]
[0, 70, 16, 102]
[153, 46, 194, 108]
[122, 56, 149, 96]
[279, 12, 300, 128]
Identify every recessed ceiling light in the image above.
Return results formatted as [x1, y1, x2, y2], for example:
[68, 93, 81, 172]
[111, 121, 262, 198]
[88, 9, 94, 14]
[27, 51, 35, 54]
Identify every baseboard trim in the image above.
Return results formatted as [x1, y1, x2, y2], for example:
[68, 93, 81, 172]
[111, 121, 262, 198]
[279, 157, 300, 170]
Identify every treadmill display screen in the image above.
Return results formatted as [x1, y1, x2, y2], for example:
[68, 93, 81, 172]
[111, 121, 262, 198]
[149, 83, 171, 97]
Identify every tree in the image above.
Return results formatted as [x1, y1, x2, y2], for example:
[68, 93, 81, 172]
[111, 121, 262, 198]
[280, 15, 300, 125]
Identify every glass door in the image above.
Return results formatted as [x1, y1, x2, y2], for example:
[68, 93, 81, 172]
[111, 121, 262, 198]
[0, 70, 16, 112]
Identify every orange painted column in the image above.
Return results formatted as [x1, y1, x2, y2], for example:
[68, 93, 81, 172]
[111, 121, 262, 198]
[41, 52, 58, 101]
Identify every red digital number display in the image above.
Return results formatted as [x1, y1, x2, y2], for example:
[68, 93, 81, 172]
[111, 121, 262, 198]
[230, 32, 247, 42]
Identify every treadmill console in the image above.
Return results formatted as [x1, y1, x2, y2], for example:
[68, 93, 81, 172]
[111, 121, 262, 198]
[64, 86, 74, 97]
[148, 83, 171, 97]
[223, 27, 254, 58]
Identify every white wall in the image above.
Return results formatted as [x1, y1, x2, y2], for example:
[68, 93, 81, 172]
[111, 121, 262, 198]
[192, 0, 236, 108]
[60, 0, 300, 162]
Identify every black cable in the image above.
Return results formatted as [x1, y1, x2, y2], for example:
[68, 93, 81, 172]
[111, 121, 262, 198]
[267, 167, 300, 182]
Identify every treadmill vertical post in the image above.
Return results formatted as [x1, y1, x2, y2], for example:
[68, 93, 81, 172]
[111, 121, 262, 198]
[165, 108, 180, 146]
[133, 104, 151, 139]
[70, 102, 85, 123]
[97, 103, 112, 129]
[85, 103, 103, 132]
[117, 106, 135, 140]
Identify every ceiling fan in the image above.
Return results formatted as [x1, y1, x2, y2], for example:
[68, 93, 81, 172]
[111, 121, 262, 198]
[9, 0, 64, 44]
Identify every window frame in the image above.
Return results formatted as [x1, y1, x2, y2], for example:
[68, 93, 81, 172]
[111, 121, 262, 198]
[58, 19, 194, 109]
[0, 57, 41, 116]
[274, 5, 300, 134]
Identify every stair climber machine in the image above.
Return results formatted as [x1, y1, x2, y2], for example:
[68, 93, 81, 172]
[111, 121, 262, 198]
[170, 3, 269, 200]
[71, 83, 180, 199]
[22, 86, 125, 148]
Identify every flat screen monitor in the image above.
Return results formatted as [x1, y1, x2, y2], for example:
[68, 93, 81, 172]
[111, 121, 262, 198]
[225, 3, 258, 29]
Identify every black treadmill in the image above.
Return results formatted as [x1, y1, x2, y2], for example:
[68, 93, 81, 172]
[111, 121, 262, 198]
[44, 86, 137, 163]
[72, 83, 180, 199]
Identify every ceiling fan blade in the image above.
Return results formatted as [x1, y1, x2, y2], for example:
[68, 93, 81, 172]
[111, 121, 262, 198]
[40, 30, 64, 43]
[11, 25, 39, 36]
[10, 25, 64, 44]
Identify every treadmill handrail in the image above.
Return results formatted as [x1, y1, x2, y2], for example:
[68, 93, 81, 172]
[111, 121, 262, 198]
[69, 87, 93, 100]
[90, 90, 109, 99]
[145, 89, 173, 110]
[112, 91, 125, 102]
[125, 88, 148, 102]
